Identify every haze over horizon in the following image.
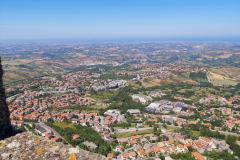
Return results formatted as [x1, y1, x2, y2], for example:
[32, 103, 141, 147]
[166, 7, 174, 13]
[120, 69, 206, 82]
[0, 0, 240, 42]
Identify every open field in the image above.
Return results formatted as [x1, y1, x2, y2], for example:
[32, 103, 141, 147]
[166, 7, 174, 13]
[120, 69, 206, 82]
[90, 104, 108, 109]
[14, 59, 34, 63]
[53, 122, 75, 129]
[2, 61, 27, 65]
[167, 125, 200, 137]
[208, 71, 239, 86]
[112, 129, 153, 138]
[210, 78, 239, 86]
[186, 79, 198, 84]
[142, 78, 161, 87]
[209, 67, 240, 81]
[90, 90, 114, 100]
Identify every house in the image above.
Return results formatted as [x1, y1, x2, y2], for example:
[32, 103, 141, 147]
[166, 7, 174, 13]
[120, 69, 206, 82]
[165, 140, 174, 147]
[121, 153, 129, 160]
[82, 141, 98, 149]
[44, 131, 52, 140]
[145, 147, 155, 155]
[71, 118, 79, 124]
[131, 135, 142, 141]
[191, 152, 205, 160]
[129, 140, 137, 146]
[157, 142, 165, 148]
[80, 119, 87, 126]
[134, 145, 142, 152]
[136, 123, 143, 128]
[152, 145, 161, 155]
[150, 136, 158, 143]
[138, 150, 147, 158]
[135, 117, 143, 121]
[107, 138, 115, 145]
[107, 153, 114, 158]
[161, 146, 170, 154]
[115, 145, 124, 152]
[177, 144, 187, 152]
[161, 127, 167, 133]
[120, 138, 128, 144]
[73, 134, 80, 140]
[129, 152, 136, 159]
[127, 109, 141, 115]
[51, 137, 58, 141]
[104, 134, 111, 140]
[35, 125, 47, 135]
[185, 139, 193, 144]
[96, 125, 106, 132]
[169, 146, 178, 153]
[140, 138, 148, 143]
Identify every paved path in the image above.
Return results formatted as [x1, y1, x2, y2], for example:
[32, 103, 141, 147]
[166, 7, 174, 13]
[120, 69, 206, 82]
[24, 122, 71, 146]
[115, 127, 153, 133]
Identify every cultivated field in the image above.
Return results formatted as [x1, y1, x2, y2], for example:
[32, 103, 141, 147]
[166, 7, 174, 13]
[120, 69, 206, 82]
[208, 69, 240, 86]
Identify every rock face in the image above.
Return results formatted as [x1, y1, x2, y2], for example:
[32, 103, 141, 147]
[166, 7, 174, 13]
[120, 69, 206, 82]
[0, 132, 109, 160]
[0, 56, 12, 137]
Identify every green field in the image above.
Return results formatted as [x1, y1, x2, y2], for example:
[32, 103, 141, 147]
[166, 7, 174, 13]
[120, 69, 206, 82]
[166, 125, 200, 137]
[91, 90, 114, 100]
[2, 61, 27, 65]
[210, 78, 239, 86]
[111, 129, 153, 138]
[53, 122, 75, 129]
[198, 79, 209, 83]
[90, 104, 108, 109]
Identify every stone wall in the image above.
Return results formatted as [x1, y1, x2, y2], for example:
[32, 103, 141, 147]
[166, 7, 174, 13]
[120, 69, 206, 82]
[0, 56, 12, 137]
[0, 132, 111, 160]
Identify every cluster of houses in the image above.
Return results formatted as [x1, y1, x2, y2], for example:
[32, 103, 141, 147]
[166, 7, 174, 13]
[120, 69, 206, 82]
[109, 129, 234, 160]
[199, 96, 240, 107]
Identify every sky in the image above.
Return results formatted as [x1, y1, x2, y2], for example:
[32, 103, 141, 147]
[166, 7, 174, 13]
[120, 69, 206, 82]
[0, 0, 240, 41]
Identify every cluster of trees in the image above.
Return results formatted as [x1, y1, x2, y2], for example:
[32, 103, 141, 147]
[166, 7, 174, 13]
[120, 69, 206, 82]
[190, 72, 207, 80]
[100, 86, 147, 115]
[111, 122, 131, 129]
[170, 152, 195, 160]
[45, 123, 111, 156]
[203, 150, 237, 160]
[200, 128, 226, 139]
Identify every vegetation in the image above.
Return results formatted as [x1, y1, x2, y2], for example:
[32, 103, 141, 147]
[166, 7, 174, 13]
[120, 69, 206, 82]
[45, 122, 111, 156]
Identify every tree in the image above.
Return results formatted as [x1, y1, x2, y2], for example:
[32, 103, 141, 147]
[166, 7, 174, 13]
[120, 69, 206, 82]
[153, 125, 157, 132]
[159, 153, 165, 160]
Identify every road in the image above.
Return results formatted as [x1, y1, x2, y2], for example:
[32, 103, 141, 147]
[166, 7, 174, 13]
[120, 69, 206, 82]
[114, 123, 240, 136]
[37, 123, 63, 139]
[115, 127, 153, 133]
[24, 122, 70, 143]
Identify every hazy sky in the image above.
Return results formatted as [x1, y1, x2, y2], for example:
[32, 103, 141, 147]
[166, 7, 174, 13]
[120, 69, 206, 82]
[0, 0, 240, 40]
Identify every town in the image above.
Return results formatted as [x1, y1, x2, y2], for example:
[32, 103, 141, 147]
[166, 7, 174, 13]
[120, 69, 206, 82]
[5, 62, 240, 160]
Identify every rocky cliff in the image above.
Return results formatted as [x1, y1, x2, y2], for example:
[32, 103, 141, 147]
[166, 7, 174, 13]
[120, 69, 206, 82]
[0, 56, 12, 138]
[0, 132, 109, 160]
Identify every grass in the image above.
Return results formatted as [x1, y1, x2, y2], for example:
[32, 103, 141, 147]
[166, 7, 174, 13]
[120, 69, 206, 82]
[132, 83, 140, 88]
[112, 129, 153, 138]
[90, 90, 114, 100]
[166, 125, 179, 130]
[166, 125, 200, 137]
[2, 61, 27, 65]
[90, 104, 108, 109]
[210, 78, 239, 86]
[53, 122, 75, 129]
[191, 130, 201, 137]
[198, 79, 209, 83]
